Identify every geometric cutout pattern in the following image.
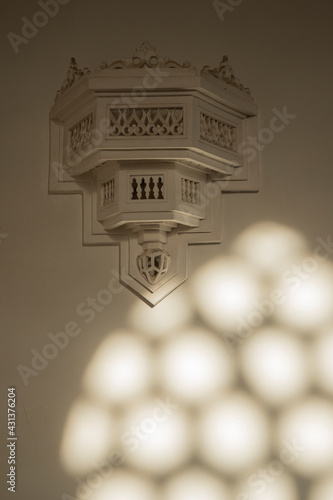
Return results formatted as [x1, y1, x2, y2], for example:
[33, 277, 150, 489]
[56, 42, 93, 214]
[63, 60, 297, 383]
[137, 248, 172, 284]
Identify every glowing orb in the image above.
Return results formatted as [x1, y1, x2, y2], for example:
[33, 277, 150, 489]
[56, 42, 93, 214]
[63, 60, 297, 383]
[84, 470, 157, 500]
[273, 261, 333, 333]
[161, 466, 232, 500]
[232, 221, 308, 277]
[60, 398, 118, 476]
[275, 397, 333, 477]
[192, 257, 264, 334]
[239, 326, 311, 406]
[82, 330, 153, 406]
[157, 327, 235, 405]
[197, 391, 271, 475]
[120, 397, 193, 475]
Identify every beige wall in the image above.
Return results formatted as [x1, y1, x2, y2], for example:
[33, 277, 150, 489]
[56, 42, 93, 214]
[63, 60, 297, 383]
[1, 0, 332, 498]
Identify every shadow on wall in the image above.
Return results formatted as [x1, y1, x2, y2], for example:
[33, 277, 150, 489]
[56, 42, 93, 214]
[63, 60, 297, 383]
[59, 221, 333, 500]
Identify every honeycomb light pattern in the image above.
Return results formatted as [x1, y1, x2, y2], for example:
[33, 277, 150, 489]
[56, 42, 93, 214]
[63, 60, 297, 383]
[60, 221, 333, 500]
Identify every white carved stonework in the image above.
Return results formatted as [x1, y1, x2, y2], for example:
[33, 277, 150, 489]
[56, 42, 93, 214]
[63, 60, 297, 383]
[56, 57, 91, 100]
[130, 175, 164, 201]
[200, 113, 236, 152]
[69, 113, 93, 153]
[101, 40, 192, 70]
[181, 178, 200, 205]
[201, 55, 251, 96]
[137, 248, 171, 285]
[108, 107, 184, 137]
[101, 178, 115, 207]
[49, 42, 260, 305]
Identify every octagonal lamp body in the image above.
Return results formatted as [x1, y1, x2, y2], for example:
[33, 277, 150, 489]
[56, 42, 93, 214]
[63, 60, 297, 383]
[49, 42, 259, 305]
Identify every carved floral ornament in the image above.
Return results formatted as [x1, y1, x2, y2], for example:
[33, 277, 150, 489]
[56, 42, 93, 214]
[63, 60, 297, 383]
[100, 40, 192, 70]
[50, 42, 259, 305]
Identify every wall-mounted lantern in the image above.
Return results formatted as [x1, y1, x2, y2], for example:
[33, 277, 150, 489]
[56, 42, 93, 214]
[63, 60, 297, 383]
[49, 41, 259, 306]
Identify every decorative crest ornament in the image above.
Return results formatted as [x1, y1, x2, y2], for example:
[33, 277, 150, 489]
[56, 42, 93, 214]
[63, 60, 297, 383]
[201, 55, 252, 97]
[55, 57, 91, 100]
[49, 42, 259, 305]
[102, 40, 192, 70]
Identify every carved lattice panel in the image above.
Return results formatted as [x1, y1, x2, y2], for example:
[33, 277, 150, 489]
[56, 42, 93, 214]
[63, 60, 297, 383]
[200, 113, 236, 152]
[108, 107, 184, 137]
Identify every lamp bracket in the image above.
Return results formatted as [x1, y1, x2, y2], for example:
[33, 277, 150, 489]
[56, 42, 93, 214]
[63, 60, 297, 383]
[49, 42, 259, 305]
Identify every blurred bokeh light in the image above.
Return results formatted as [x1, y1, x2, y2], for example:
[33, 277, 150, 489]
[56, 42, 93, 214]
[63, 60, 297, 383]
[119, 397, 193, 476]
[82, 330, 153, 406]
[83, 470, 158, 500]
[60, 398, 118, 476]
[232, 221, 308, 278]
[192, 256, 264, 334]
[128, 287, 193, 338]
[60, 220, 333, 499]
[157, 327, 235, 405]
[275, 397, 333, 477]
[239, 326, 311, 407]
[196, 391, 271, 475]
[234, 471, 299, 500]
[273, 261, 333, 333]
[161, 466, 232, 500]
